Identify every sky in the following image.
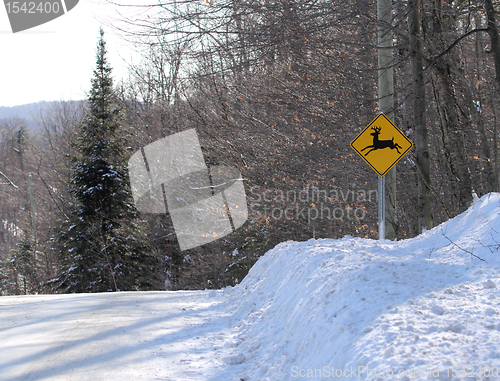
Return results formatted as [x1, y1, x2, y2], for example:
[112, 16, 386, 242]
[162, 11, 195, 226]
[0, 0, 141, 107]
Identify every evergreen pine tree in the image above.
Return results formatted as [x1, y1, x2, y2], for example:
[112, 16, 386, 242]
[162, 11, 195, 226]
[0, 255, 12, 295]
[10, 229, 39, 294]
[56, 29, 160, 292]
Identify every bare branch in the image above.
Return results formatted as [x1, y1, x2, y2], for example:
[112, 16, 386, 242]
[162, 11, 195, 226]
[425, 28, 489, 68]
[442, 229, 485, 262]
[0, 170, 18, 188]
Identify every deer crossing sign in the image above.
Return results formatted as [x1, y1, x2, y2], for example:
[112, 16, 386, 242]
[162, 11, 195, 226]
[350, 113, 413, 176]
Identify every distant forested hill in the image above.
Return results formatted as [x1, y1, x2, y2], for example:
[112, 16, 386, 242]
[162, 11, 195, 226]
[0, 101, 83, 131]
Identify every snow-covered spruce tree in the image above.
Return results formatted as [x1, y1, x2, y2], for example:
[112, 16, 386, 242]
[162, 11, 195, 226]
[10, 229, 40, 294]
[56, 29, 160, 292]
[0, 256, 12, 295]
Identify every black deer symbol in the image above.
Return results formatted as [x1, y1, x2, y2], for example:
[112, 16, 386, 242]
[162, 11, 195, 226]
[361, 126, 402, 156]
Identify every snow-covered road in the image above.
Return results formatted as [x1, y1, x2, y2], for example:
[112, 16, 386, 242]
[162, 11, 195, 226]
[0, 291, 232, 381]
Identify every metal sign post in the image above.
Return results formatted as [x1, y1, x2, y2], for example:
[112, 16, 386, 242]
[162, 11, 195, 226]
[378, 175, 385, 240]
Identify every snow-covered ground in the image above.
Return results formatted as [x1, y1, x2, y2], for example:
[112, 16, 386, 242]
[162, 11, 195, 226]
[2, 193, 500, 380]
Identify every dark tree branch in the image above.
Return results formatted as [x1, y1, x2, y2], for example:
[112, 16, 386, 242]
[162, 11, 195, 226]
[425, 28, 488, 68]
[0, 170, 19, 189]
[442, 230, 486, 261]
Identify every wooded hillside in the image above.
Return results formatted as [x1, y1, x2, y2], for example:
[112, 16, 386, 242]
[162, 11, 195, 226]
[1, 0, 498, 294]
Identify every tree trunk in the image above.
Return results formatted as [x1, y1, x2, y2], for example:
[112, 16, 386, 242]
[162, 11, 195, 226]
[410, 0, 433, 232]
[484, 0, 500, 192]
[428, 0, 473, 212]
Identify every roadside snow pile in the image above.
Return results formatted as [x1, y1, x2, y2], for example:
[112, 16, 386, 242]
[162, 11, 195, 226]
[2, 194, 500, 381]
[221, 193, 500, 380]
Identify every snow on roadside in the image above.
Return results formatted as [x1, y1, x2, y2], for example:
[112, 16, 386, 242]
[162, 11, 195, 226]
[219, 193, 500, 380]
[1, 193, 500, 381]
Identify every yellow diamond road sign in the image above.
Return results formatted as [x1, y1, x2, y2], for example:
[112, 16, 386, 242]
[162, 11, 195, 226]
[350, 113, 413, 176]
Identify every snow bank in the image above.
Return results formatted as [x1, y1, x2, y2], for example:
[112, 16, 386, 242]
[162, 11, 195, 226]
[2, 194, 500, 380]
[221, 193, 500, 380]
